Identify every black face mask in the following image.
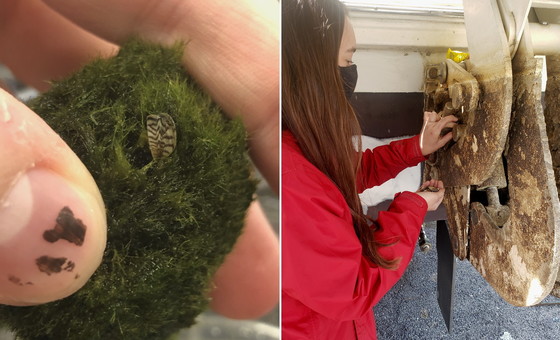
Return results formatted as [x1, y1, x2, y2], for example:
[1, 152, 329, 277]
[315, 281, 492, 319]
[339, 64, 358, 100]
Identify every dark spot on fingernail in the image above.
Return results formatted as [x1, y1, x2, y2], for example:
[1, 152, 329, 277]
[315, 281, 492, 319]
[8, 275, 23, 286]
[63, 261, 75, 272]
[36, 256, 67, 276]
[43, 206, 87, 246]
[7, 275, 33, 286]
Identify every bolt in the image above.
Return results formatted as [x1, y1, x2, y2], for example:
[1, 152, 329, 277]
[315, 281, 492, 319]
[449, 83, 464, 109]
[442, 101, 456, 116]
[471, 208, 479, 225]
[426, 62, 447, 84]
[485, 187, 510, 227]
[486, 186, 500, 207]
[428, 67, 439, 79]
[452, 124, 467, 142]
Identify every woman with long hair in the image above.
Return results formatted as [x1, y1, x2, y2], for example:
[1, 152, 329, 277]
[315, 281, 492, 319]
[282, 0, 457, 338]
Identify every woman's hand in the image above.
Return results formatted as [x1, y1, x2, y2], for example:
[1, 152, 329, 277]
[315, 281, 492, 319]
[415, 179, 445, 211]
[419, 111, 458, 156]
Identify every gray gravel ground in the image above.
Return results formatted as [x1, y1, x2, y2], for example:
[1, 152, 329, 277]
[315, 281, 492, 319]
[374, 222, 560, 340]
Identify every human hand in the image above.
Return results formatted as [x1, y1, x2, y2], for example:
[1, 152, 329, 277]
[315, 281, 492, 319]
[1, 0, 279, 191]
[419, 111, 458, 156]
[0, 0, 278, 318]
[415, 179, 445, 211]
[0, 89, 106, 306]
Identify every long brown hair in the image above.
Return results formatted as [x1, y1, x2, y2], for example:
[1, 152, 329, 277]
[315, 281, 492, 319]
[282, 0, 398, 269]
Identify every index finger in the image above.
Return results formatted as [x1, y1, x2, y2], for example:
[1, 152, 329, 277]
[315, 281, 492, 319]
[437, 115, 459, 126]
[423, 111, 438, 122]
[0, 0, 117, 91]
[43, 0, 279, 129]
[43, 0, 280, 191]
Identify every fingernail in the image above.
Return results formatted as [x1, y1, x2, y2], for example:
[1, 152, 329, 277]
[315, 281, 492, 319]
[0, 90, 11, 123]
[0, 171, 33, 244]
[0, 168, 91, 246]
[0, 167, 96, 305]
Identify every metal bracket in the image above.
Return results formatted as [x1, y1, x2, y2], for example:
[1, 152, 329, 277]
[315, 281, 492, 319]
[496, 0, 532, 58]
[437, 220, 457, 333]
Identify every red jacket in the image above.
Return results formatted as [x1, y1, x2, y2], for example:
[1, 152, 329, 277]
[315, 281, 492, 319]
[282, 130, 428, 339]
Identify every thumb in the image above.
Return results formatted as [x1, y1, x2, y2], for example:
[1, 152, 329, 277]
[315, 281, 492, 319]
[0, 89, 106, 306]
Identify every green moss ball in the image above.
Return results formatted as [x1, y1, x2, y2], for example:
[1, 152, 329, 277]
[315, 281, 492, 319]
[0, 39, 256, 339]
